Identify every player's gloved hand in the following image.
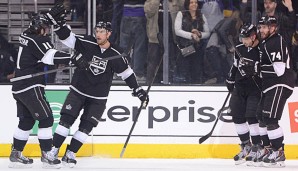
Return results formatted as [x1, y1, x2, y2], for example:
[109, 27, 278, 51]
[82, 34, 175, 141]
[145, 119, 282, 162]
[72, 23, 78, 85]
[71, 52, 89, 70]
[45, 3, 67, 29]
[225, 77, 235, 92]
[239, 58, 260, 76]
[132, 87, 149, 108]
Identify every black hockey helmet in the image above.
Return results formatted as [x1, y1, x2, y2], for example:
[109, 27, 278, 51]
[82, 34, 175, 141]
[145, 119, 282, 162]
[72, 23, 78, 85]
[28, 13, 50, 34]
[258, 16, 278, 26]
[239, 23, 257, 38]
[94, 21, 112, 32]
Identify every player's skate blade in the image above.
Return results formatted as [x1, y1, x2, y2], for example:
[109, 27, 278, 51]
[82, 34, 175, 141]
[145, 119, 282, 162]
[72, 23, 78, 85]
[8, 162, 33, 168]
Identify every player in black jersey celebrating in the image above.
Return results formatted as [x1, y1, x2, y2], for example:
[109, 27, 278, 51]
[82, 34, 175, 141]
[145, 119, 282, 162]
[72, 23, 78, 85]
[226, 23, 262, 166]
[45, 4, 149, 167]
[240, 16, 295, 167]
[9, 13, 71, 168]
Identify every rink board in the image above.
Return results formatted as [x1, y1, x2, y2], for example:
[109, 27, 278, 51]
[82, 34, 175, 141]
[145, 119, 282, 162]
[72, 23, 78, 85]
[0, 85, 298, 158]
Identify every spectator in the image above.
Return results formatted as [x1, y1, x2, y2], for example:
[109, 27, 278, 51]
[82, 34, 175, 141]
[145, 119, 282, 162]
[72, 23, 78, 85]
[200, 0, 224, 84]
[119, 0, 148, 81]
[204, 10, 243, 84]
[0, 36, 15, 83]
[174, 0, 210, 84]
[144, 0, 162, 85]
[217, 10, 242, 61]
[144, 0, 176, 84]
[201, 0, 224, 32]
[169, 0, 185, 43]
[96, 0, 113, 23]
[222, 0, 239, 17]
[61, 0, 86, 22]
[110, 0, 124, 45]
[241, 0, 296, 74]
[292, 25, 298, 84]
[240, 0, 262, 23]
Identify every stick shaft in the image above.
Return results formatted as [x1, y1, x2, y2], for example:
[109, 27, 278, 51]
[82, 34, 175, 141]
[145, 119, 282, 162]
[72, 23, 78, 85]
[120, 33, 164, 158]
[228, 36, 242, 59]
[199, 92, 231, 144]
[10, 53, 126, 82]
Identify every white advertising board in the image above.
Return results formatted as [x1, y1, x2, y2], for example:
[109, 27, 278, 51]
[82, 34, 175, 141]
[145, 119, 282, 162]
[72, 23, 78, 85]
[1, 85, 298, 145]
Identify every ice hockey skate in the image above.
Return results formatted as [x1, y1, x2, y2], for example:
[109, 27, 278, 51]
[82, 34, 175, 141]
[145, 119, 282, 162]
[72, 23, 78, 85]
[41, 150, 61, 168]
[233, 143, 251, 165]
[8, 148, 33, 168]
[252, 146, 271, 167]
[245, 144, 262, 166]
[263, 147, 286, 168]
[62, 148, 77, 168]
[50, 147, 60, 159]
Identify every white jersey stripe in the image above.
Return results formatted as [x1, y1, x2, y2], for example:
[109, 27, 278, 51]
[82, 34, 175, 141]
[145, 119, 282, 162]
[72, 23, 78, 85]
[70, 86, 108, 99]
[34, 87, 50, 117]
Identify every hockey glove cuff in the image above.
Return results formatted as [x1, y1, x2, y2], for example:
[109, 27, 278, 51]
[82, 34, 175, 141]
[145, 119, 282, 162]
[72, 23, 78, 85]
[124, 74, 139, 89]
[132, 87, 149, 108]
[225, 78, 235, 92]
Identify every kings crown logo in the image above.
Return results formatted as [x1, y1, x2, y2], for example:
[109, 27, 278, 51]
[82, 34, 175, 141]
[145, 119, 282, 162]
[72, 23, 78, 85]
[89, 55, 107, 75]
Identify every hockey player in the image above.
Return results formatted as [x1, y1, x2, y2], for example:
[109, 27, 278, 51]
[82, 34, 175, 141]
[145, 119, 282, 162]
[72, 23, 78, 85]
[45, 4, 149, 167]
[10, 13, 72, 168]
[240, 16, 295, 167]
[226, 23, 262, 165]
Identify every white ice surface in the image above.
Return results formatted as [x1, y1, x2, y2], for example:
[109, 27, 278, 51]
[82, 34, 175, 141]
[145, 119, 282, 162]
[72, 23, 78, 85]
[1, 158, 297, 171]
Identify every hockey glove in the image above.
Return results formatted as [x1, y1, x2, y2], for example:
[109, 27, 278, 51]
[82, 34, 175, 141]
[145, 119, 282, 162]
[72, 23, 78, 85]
[132, 87, 149, 108]
[239, 58, 260, 76]
[45, 3, 67, 30]
[225, 78, 235, 92]
[71, 52, 89, 70]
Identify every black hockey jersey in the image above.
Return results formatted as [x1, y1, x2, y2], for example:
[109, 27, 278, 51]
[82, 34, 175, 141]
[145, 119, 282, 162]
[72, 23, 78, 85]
[12, 32, 70, 93]
[229, 43, 262, 91]
[55, 26, 133, 99]
[259, 33, 295, 92]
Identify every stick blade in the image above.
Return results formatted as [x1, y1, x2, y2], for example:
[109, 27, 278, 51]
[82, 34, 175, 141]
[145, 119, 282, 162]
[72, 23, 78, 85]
[120, 148, 126, 158]
[198, 133, 211, 144]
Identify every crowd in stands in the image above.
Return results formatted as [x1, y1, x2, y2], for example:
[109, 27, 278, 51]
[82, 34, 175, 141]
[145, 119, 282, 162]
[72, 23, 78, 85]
[0, 35, 16, 83]
[1, 0, 298, 85]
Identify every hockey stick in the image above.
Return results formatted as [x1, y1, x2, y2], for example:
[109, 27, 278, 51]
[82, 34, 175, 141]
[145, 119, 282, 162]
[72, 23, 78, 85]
[10, 52, 128, 82]
[199, 92, 231, 144]
[228, 36, 243, 59]
[120, 33, 164, 158]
